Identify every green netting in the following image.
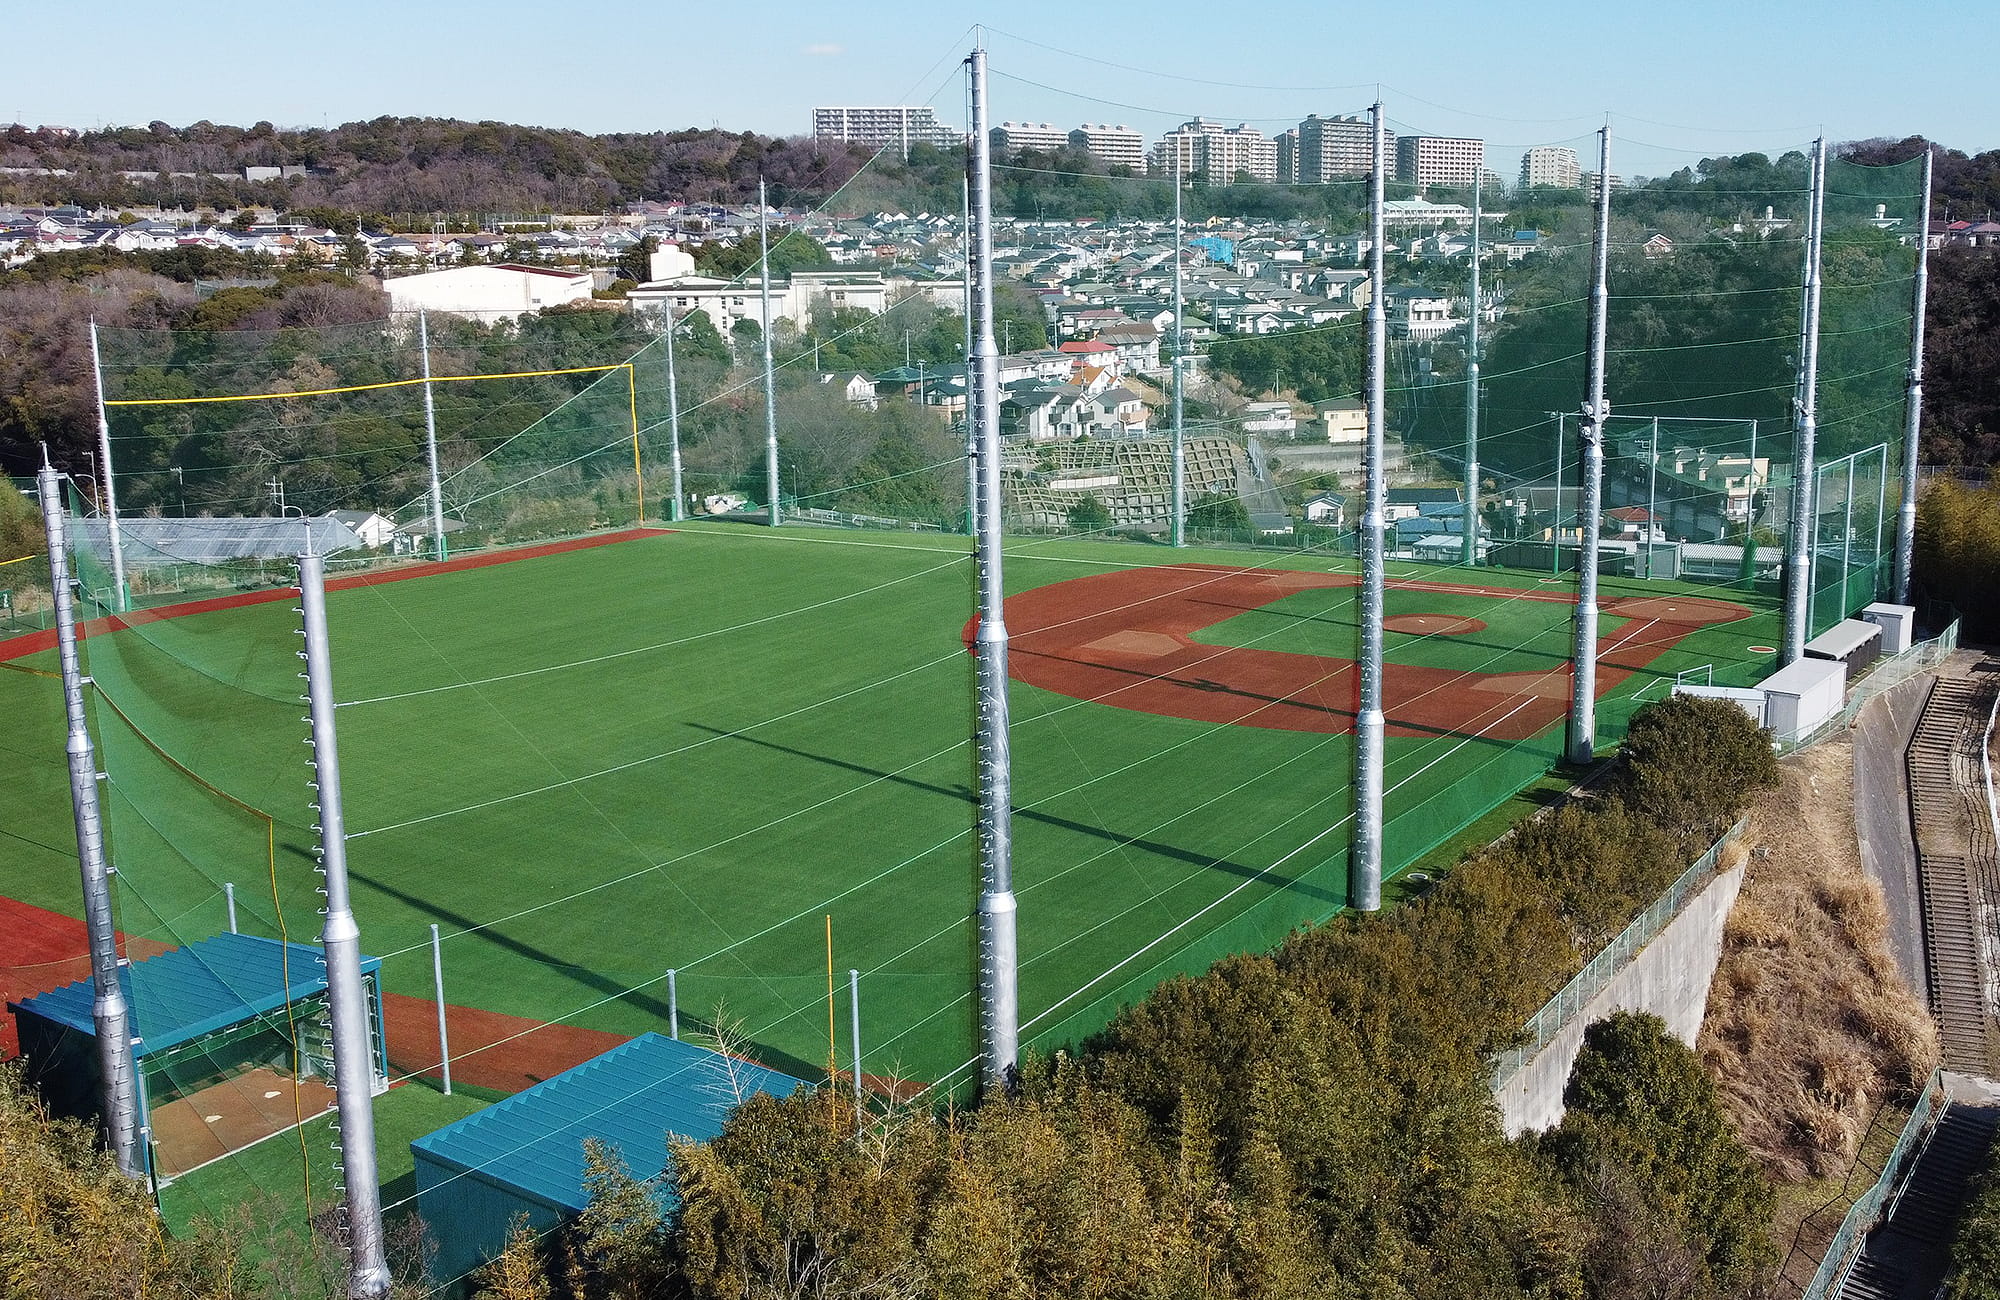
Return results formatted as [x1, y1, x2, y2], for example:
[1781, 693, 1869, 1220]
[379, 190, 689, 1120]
[6, 101, 1928, 1274]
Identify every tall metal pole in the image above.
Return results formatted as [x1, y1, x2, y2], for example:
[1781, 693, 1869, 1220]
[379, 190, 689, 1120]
[1566, 125, 1613, 766]
[1895, 148, 1932, 605]
[1842, 452, 1857, 617]
[759, 181, 781, 527]
[38, 458, 143, 1180]
[296, 552, 390, 1300]
[1171, 153, 1187, 549]
[430, 923, 451, 1096]
[1351, 101, 1388, 913]
[1874, 441, 1888, 596]
[663, 307, 685, 523]
[1783, 140, 1828, 662]
[1645, 416, 1659, 578]
[1462, 173, 1480, 566]
[968, 45, 1019, 1092]
[419, 311, 447, 559]
[963, 177, 978, 538]
[87, 322, 130, 612]
[666, 968, 679, 1039]
[847, 967, 862, 1107]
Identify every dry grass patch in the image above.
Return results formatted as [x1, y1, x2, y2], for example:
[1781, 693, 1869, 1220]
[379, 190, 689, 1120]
[1699, 739, 1938, 1184]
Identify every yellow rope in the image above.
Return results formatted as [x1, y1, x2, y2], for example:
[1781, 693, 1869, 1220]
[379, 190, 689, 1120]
[0, 661, 59, 678]
[102, 363, 631, 407]
[0, 553, 41, 567]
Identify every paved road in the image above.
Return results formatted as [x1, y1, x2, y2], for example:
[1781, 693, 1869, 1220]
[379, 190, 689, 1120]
[1852, 672, 1935, 995]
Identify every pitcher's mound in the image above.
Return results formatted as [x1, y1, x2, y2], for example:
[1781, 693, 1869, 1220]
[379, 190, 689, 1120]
[1385, 614, 1487, 635]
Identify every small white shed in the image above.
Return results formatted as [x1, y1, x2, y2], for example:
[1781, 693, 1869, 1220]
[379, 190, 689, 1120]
[1760, 658, 1847, 745]
[1859, 602, 1916, 655]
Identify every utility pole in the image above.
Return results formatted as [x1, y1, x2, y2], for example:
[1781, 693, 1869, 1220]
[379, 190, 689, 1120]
[38, 457, 144, 1180]
[1351, 101, 1387, 913]
[1895, 148, 1932, 605]
[1172, 152, 1186, 549]
[967, 42, 1019, 1095]
[1566, 124, 1613, 766]
[296, 550, 391, 1300]
[419, 311, 446, 559]
[1782, 139, 1828, 662]
[1463, 173, 1480, 566]
[663, 306, 685, 523]
[760, 181, 781, 526]
[88, 322, 129, 612]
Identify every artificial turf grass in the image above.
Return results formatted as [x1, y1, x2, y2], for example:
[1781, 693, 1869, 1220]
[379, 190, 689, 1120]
[2, 524, 1783, 1090]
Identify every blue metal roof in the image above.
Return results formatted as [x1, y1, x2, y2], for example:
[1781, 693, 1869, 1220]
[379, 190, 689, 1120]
[8, 933, 379, 1058]
[410, 1033, 805, 1213]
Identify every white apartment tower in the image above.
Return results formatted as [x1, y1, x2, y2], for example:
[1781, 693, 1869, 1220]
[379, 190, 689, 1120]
[1296, 114, 1395, 183]
[990, 121, 1068, 156]
[1395, 135, 1485, 188]
[812, 106, 962, 157]
[1520, 146, 1582, 190]
[1151, 119, 1278, 183]
[1069, 124, 1146, 171]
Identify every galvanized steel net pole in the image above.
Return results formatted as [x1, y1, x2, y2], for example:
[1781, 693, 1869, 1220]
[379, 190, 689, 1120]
[38, 459, 143, 1179]
[963, 177, 978, 537]
[968, 45, 1019, 1092]
[760, 181, 781, 527]
[87, 322, 130, 612]
[419, 311, 447, 559]
[1463, 174, 1480, 566]
[1783, 139, 1828, 664]
[1566, 125, 1613, 766]
[848, 967, 862, 1107]
[1645, 417, 1659, 578]
[1843, 453, 1857, 616]
[296, 552, 391, 1300]
[1895, 149, 1932, 605]
[1351, 101, 1387, 913]
[430, 923, 451, 1096]
[663, 307, 686, 523]
[1172, 154, 1186, 549]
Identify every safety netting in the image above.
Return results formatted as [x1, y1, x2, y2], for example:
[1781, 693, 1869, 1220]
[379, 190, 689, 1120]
[0, 45, 1933, 1289]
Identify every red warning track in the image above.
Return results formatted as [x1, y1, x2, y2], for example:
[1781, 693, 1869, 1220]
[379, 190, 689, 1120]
[0, 528, 670, 664]
[0, 896, 171, 1056]
[983, 564, 1749, 740]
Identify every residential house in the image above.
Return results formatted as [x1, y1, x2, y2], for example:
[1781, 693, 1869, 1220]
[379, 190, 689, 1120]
[1318, 400, 1366, 445]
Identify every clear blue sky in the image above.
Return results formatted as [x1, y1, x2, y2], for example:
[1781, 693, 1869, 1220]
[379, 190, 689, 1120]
[6, 1, 1983, 180]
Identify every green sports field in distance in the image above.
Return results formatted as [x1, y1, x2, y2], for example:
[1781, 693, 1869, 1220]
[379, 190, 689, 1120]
[0, 523, 1783, 1090]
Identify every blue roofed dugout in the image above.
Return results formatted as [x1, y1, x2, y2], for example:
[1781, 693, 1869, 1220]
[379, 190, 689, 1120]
[410, 1032, 806, 1289]
[7, 932, 387, 1178]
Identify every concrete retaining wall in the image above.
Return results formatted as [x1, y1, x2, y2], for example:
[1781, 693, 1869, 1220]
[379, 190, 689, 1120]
[1493, 863, 1744, 1137]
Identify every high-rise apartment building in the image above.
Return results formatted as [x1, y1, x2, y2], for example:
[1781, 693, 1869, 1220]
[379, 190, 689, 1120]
[812, 106, 962, 157]
[1069, 123, 1146, 171]
[1276, 128, 1300, 184]
[1395, 135, 1484, 188]
[1519, 146, 1581, 190]
[990, 121, 1068, 156]
[1296, 114, 1395, 183]
[1150, 119, 1278, 183]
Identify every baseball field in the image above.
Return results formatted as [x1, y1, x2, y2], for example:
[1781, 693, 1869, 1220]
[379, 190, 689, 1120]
[0, 523, 1783, 1092]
